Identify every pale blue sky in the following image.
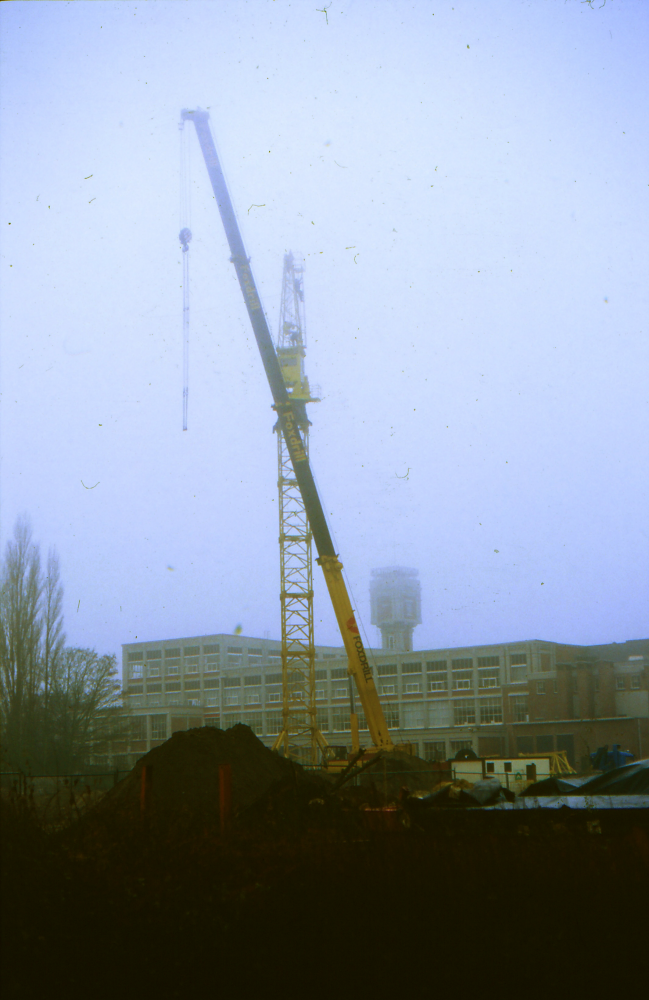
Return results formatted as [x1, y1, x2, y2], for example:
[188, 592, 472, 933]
[1, 0, 647, 673]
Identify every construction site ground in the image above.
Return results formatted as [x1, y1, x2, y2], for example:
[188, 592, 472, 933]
[2, 725, 647, 999]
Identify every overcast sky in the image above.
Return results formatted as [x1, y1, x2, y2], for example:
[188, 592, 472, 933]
[1, 0, 647, 674]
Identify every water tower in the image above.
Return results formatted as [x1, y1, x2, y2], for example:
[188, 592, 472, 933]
[370, 567, 421, 652]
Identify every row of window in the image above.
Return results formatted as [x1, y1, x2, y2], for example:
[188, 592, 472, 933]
[127, 647, 342, 665]
[127, 697, 507, 729]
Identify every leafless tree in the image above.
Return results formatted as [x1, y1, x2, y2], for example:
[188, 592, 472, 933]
[1, 516, 122, 773]
[0, 516, 44, 771]
[46, 648, 124, 773]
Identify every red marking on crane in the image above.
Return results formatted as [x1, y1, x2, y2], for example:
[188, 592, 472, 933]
[346, 616, 359, 634]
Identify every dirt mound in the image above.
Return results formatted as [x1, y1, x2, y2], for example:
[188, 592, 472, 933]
[339, 751, 445, 805]
[89, 724, 311, 831]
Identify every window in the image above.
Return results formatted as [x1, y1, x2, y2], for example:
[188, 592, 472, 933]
[384, 707, 400, 729]
[450, 739, 473, 755]
[147, 683, 162, 693]
[248, 648, 262, 656]
[510, 666, 527, 682]
[184, 646, 200, 657]
[452, 658, 473, 670]
[332, 708, 351, 733]
[452, 671, 473, 691]
[130, 716, 147, 741]
[206, 695, 219, 708]
[167, 696, 182, 706]
[323, 654, 337, 660]
[268, 653, 282, 664]
[510, 653, 527, 665]
[223, 677, 241, 688]
[245, 675, 262, 686]
[204, 678, 218, 689]
[148, 665, 160, 678]
[333, 686, 347, 699]
[185, 658, 199, 673]
[631, 674, 641, 690]
[203, 644, 220, 655]
[477, 656, 500, 668]
[379, 684, 396, 695]
[479, 698, 502, 724]
[223, 714, 241, 729]
[387, 636, 396, 651]
[377, 664, 397, 676]
[486, 762, 495, 773]
[536, 681, 546, 694]
[242, 712, 263, 736]
[424, 741, 446, 762]
[131, 663, 143, 679]
[511, 696, 528, 722]
[404, 682, 421, 694]
[316, 709, 329, 733]
[315, 670, 327, 681]
[267, 692, 281, 703]
[148, 697, 162, 707]
[315, 689, 326, 700]
[517, 736, 534, 754]
[478, 669, 499, 689]
[427, 660, 447, 672]
[204, 715, 220, 726]
[428, 701, 451, 727]
[166, 661, 180, 674]
[402, 704, 425, 728]
[428, 672, 448, 692]
[402, 662, 422, 675]
[225, 693, 241, 707]
[146, 650, 162, 661]
[357, 713, 369, 732]
[540, 652, 552, 671]
[165, 648, 181, 658]
[537, 735, 553, 753]
[165, 681, 181, 692]
[128, 652, 143, 662]
[184, 680, 200, 691]
[245, 692, 261, 705]
[150, 716, 167, 741]
[330, 668, 348, 679]
[453, 702, 476, 726]
[266, 674, 282, 685]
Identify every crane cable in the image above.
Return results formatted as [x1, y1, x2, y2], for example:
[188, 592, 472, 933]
[179, 118, 192, 431]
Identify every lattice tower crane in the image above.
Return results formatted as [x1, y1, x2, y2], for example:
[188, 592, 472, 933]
[271, 253, 328, 764]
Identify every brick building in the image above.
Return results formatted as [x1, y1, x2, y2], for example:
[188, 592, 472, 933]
[109, 634, 648, 772]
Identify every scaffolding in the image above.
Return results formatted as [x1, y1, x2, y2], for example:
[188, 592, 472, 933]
[272, 254, 327, 765]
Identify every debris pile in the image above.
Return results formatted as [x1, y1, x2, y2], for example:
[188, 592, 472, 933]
[89, 724, 325, 833]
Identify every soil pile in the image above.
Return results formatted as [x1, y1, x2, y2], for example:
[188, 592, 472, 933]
[340, 750, 444, 805]
[88, 724, 321, 832]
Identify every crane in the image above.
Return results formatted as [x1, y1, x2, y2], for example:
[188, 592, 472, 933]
[180, 107, 394, 753]
[272, 252, 328, 765]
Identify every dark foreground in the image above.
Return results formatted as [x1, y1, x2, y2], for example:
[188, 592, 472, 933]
[2, 792, 648, 1000]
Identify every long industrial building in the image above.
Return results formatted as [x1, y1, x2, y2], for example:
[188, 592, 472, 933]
[114, 631, 648, 772]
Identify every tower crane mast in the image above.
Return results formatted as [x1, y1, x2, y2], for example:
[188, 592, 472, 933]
[181, 108, 394, 752]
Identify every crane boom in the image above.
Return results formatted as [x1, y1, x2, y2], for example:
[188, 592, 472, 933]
[181, 108, 394, 751]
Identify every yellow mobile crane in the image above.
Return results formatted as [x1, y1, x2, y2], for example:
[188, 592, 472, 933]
[181, 108, 394, 753]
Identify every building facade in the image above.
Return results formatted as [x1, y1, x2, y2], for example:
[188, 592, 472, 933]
[112, 633, 648, 771]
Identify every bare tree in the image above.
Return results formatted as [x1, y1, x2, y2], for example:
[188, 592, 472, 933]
[42, 548, 65, 712]
[0, 516, 44, 771]
[1, 516, 121, 774]
[46, 648, 123, 772]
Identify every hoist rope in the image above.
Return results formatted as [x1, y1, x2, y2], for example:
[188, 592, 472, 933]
[179, 120, 192, 431]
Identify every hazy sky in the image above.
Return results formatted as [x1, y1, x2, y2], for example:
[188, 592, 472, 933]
[1, 0, 647, 674]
